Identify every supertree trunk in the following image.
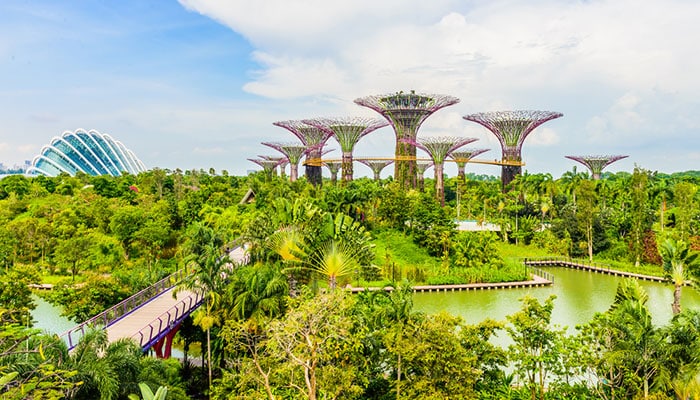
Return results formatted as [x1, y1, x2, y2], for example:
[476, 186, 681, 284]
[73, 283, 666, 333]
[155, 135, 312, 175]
[273, 121, 332, 187]
[434, 163, 446, 207]
[341, 151, 353, 184]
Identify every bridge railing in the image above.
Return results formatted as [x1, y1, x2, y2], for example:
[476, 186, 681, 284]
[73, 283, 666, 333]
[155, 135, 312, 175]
[132, 291, 204, 350]
[523, 257, 614, 271]
[526, 265, 555, 283]
[59, 267, 189, 350]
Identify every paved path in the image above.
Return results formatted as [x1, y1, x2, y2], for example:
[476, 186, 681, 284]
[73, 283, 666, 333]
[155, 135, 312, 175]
[105, 287, 198, 344]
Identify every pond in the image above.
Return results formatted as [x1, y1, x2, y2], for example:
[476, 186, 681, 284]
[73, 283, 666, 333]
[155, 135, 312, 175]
[413, 266, 700, 331]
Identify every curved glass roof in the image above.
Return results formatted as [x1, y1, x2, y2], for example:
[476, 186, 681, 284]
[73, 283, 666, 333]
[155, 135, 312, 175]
[28, 129, 146, 177]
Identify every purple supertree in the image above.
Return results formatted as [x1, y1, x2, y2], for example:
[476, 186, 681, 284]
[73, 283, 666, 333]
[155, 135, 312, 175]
[463, 110, 563, 188]
[248, 157, 283, 179]
[273, 120, 333, 186]
[323, 161, 342, 184]
[358, 159, 394, 181]
[415, 161, 433, 192]
[402, 136, 478, 206]
[565, 155, 629, 180]
[355, 91, 460, 189]
[450, 149, 490, 182]
[304, 117, 388, 184]
[262, 142, 308, 182]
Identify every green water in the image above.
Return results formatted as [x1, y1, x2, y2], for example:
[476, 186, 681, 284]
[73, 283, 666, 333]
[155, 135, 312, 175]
[413, 267, 700, 331]
[31, 295, 75, 334]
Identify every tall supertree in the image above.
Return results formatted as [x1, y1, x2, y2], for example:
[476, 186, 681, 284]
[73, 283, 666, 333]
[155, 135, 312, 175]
[358, 159, 394, 181]
[565, 155, 628, 180]
[304, 117, 388, 184]
[273, 120, 333, 186]
[463, 110, 563, 188]
[416, 161, 433, 192]
[324, 161, 342, 184]
[248, 158, 282, 180]
[355, 90, 460, 189]
[402, 136, 478, 206]
[450, 149, 490, 182]
[262, 142, 308, 182]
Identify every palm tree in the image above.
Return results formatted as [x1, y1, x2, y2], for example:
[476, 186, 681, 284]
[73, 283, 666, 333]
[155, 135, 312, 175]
[68, 329, 142, 400]
[176, 222, 228, 395]
[308, 240, 358, 290]
[659, 238, 700, 315]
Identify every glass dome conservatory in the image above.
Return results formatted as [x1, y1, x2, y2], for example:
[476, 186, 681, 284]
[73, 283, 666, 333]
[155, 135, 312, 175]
[28, 129, 146, 177]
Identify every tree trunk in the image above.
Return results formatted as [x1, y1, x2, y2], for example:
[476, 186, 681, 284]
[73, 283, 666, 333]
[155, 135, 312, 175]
[672, 284, 682, 315]
[341, 151, 353, 184]
[207, 329, 212, 398]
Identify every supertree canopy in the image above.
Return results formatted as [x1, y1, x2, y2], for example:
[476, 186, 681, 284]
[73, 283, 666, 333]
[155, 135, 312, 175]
[358, 159, 394, 181]
[463, 110, 563, 188]
[262, 142, 309, 182]
[450, 148, 490, 181]
[355, 90, 459, 190]
[304, 117, 388, 184]
[565, 155, 628, 180]
[402, 136, 478, 206]
[273, 120, 333, 186]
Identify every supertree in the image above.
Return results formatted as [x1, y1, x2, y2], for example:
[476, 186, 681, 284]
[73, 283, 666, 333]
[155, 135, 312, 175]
[416, 161, 433, 192]
[262, 142, 308, 182]
[304, 117, 388, 184]
[355, 90, 460, 189]
[402, 136, 478, 206]
[248, 157, 283, 180]
[450, 149, 490, 182]
[258, 155, 288, 177]
[358, 159, 394, 181]
[324, 161, 342, 184]
[565, 155, 628, 180]
[273, 120, 333, 186]
[463, 110, 563, 188]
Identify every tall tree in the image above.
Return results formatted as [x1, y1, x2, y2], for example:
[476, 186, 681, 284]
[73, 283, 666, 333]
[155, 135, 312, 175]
[177, 222, 228, 395]
[659, 238, 700, 315]
[630, 167, 653, 267]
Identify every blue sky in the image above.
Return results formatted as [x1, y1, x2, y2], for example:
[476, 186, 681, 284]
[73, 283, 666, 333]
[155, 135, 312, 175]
[2, 0, 699, 178]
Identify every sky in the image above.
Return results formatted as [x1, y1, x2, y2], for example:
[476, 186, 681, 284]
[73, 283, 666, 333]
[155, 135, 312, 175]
[1, 0, 699, 178]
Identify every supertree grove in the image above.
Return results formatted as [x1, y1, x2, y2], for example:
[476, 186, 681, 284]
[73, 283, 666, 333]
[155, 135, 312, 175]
[304, 117, 388, 184]
[450, 149, 490, 182]
[358, 159, 394, 181]
[463, 110, 562, 188]
[273, 120, 333, 186]
[355, 91, 459, 190]
[565, 155, 628, 180]
[262, 142, 308, 182]
[402, 136, 478, 206]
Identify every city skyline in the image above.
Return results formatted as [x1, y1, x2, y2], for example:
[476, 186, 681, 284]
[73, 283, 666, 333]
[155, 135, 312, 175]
[1, 0, 699, 178]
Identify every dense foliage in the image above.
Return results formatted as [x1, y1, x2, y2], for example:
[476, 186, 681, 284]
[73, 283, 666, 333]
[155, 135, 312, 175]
[2, 166, 700, 398]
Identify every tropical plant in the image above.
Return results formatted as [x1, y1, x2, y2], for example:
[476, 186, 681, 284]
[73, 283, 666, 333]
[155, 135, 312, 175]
[659, 238, 700, 315]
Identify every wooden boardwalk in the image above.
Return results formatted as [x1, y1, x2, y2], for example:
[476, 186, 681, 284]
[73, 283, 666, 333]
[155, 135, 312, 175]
[523, 258, 667, 283]
[350, 274, 552, 293]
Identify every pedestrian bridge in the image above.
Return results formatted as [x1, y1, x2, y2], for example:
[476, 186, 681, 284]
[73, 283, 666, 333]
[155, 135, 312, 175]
[59, 246, 248, 358]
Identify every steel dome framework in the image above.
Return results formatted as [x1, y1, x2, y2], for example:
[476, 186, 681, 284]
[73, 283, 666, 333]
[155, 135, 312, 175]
[28, 129, 146, 177]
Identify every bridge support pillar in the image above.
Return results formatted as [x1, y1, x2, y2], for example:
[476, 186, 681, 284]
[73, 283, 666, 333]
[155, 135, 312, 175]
[153, 324, 181, 359]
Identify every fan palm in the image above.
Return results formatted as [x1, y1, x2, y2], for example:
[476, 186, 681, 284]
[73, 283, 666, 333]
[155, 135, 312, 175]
[659, 238, 700, 315]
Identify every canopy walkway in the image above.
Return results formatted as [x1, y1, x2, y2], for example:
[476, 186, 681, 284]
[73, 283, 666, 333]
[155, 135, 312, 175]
[59, 246, 248, 358]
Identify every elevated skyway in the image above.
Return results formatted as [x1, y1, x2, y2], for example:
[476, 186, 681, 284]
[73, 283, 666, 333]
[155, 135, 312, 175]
[59, 245, 248, 357]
